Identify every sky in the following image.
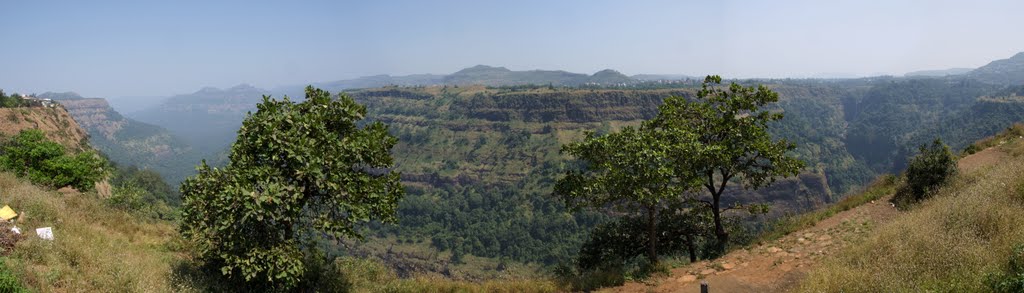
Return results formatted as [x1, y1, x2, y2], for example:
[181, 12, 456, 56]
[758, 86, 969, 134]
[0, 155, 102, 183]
[2, 0, 1024, 98]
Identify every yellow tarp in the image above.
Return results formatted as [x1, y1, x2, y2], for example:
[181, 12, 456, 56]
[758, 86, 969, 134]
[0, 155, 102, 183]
[0, 206, 17, 220]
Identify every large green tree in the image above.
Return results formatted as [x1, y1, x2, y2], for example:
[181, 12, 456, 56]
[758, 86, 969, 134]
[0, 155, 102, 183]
[651, 75, 804, 252]
[179, 86, 404, 289]
[555, 125, 699, 265]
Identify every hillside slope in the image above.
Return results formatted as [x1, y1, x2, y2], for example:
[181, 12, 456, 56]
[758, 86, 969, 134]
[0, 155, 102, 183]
[798, 138, 1024, 292]
[609, 137, 1013, 292]
[0, 106, 88, 152]
[0, 172, 183, 292]
[969, 52, 1024, 84]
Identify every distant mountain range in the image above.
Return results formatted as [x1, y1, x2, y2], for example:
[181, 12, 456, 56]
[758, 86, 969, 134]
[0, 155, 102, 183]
[131, 66, 678, 154]
[274, 65, 677, 96]
[107, 51, 1024, 183]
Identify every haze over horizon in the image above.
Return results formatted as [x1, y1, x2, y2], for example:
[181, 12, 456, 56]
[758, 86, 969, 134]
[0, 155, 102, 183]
[2, 0, 1024, 98]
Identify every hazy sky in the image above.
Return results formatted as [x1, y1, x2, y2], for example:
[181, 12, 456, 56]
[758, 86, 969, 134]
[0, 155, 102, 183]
[2, 0, 1024, 98]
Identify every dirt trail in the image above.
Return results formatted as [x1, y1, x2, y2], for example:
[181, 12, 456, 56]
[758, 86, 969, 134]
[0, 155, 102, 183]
[604, 147, 1002, 293]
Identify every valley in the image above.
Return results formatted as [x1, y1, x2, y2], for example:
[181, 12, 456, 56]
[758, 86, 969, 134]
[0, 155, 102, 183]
[37, 52, 1024, 281]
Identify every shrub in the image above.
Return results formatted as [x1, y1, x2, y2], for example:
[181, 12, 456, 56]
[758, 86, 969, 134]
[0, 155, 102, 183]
[892, 138, 957, 209]
[0, 258, 26, 293]
[986, 245, 1024, 293]
[963, 143, 981, 155]
[107, 183, 147, 211]
[0, 129, 106, 190]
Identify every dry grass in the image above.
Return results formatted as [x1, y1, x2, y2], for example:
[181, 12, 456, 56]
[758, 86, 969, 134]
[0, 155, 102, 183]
[0, 172, 184, 292]
[798, 143, 1024, 292]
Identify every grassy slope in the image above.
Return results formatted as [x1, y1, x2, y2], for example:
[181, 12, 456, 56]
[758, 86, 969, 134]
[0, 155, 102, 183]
[0, 172, 184, 292]
[798, 136, 1024, 292]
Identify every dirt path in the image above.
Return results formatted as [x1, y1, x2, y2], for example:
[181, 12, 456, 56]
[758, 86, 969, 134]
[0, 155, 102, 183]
[604, 147, 1002, 293]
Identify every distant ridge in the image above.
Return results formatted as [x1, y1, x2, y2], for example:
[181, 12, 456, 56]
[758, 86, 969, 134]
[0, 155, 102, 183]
[129, 84, 270, 155]
[280, 65, 658, 94]
[968, 52, 1024, 84]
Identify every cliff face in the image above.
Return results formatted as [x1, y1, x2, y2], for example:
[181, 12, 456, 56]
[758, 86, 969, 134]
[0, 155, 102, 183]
[57, 98, 200, 183]
[0, 106, 89, 152]
[57, 98, 126, 140]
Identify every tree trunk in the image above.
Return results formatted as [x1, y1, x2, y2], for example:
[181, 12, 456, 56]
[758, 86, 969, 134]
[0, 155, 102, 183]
[712, 192, 728, 254]
[686, 232, 697, 262]
[647, 205, 658, 266]
[708, 170, 732, 255]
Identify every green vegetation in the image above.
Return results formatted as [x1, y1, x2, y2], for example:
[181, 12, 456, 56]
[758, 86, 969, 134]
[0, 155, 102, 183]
[0, 129, 106, 191]
[179, 86, 404, 290]
[891, 139, 958, 209]
[963, 124, 1024, 156]
[0, 259, 27, 293]
[651, 75, 805, 252]
[127, 74, 1024, 278]
[986, 244, 1024, 293]
[574, 206, 713, 269]
[556, 125, 690, 265]
[0, 91, 29, 108]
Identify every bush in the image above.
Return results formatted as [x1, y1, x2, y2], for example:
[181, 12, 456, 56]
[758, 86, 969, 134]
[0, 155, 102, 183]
[112, 166, 178, 205]
[963, 143, 981, 155]
[892, 138, 957, 209]
[986, 245, 1024, 293]
[107, 183, 147, 211]
[0, 130, 106, 191]
[0, 258, 26, 293]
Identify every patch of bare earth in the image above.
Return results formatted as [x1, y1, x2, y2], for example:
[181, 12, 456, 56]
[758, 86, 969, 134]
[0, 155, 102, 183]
[957, 146, 1009, 174]
[605, 147, 1003, 293]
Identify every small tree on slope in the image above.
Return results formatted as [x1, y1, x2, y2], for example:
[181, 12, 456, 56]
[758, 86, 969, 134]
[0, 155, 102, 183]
[892, 138, 957, 209]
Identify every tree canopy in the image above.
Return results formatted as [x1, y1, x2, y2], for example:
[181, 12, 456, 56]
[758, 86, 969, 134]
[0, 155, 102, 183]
[650, 75, 804, 252]
[555, 125, 701, 265]
[179, 86, 404, 289]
